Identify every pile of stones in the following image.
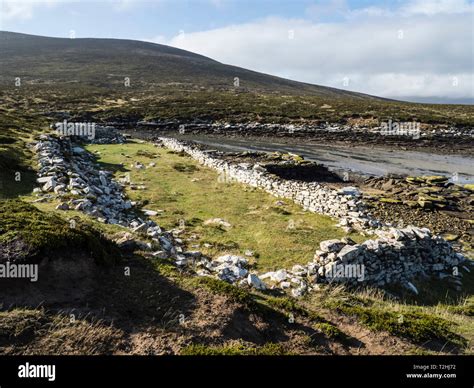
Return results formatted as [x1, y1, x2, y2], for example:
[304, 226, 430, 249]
[314, 226, 468, 290]
[34, 134, 134, 226]
[89, 126, 127, 144]
[253, 225, 470, 295]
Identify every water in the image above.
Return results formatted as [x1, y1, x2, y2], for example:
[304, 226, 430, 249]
[178, 135, 474, 184]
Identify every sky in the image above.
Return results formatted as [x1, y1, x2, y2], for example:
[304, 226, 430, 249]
[1, 0, 473, 103]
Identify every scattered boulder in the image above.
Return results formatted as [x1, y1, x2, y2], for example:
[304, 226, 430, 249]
[203, 218, 232, 229]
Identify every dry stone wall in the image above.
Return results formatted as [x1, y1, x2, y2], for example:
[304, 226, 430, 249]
[157, 137, 470, 294]
[30, 134, 470, 297]
[158, 137, 382, 233]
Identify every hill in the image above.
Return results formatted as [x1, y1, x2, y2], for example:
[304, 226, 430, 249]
[0, 31, 472, 127]
[0, 31, 378, 99]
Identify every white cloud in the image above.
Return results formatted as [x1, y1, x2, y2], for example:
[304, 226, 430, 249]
[0, 0, 60, 22]
[151, 1, 474, 100]
[400, 0, 474, 16]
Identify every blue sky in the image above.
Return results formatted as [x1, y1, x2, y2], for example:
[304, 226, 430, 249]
[1, 0, 473, 102]
[1, 0, 395, 39]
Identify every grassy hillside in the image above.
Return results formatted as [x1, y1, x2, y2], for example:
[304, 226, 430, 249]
[0, 31, 473, 126]
[1, 84, 473, 127]
[0, 31, 375, 99]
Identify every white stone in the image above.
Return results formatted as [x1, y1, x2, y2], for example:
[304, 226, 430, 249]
[247, 274, 266, 290]
[271, 269, 288, 283]
[319, 239, 344, 253]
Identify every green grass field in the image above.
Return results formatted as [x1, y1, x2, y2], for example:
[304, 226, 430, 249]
[85, 141, 365, 271]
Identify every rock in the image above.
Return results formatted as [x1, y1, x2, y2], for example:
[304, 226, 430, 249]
[291, 264, 307, 276]
[424, 175, 448, 185]
[307, 263, 319, 275]
[37, 176, 54, 184]
[405, 282, 419, 295]
[379, 197, 402, 204]
[203, 218, 232, 229]
[442, 233, 460, 242]
[116, 238, 149, 252]
[72, 146, 85, 154]
[464, 184, 474, 192]
[42, 178, 56, 192]
[158, 236, 175, 253]
[338, 186, 360, 196]
[185, 251, 202, 259]
[259, 272, 274, 280]
[55, 202, 69, 211]
[230, 265, 248, 278]
[143, 209, 159, 216]
[215, 254, 248, 267]
[271, 269, 288, 283]
[406, 176, 424, 184]
[337, 245, 360, 262]
[173, 254, 186, 266]
[132, 223, 148, 233]
[341, 237, 356, 245]
[247, 274, 266, 290]
[146, 226, 162, 237]
[417, 199, 433, 209]
[53, 184, 66, 194]
[319, 239, 344, 253]
[152, 251, 168, 259]
[291, 284, 307, 297]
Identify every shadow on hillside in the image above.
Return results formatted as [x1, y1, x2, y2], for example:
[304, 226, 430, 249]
[0, 148, 36, 200]
[384, 270, 474, 308]
[90, 153, 130, 174]
[0, 170, 36, 199]
[87, 255, 197, 333]
[77, 254, 364, 354]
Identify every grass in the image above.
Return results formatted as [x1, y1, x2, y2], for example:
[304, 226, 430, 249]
[0, 109, 43, 199]
[86, 141, 365, 271]
[305, 286, 472, 350]
[188, 275, 348, 341]
[4, 84, 473, 126]
[188, 276, 255, 305]
[0, 199, 119, 265]
[0, 308, 123, 355]
[181, 342, 289, 355]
